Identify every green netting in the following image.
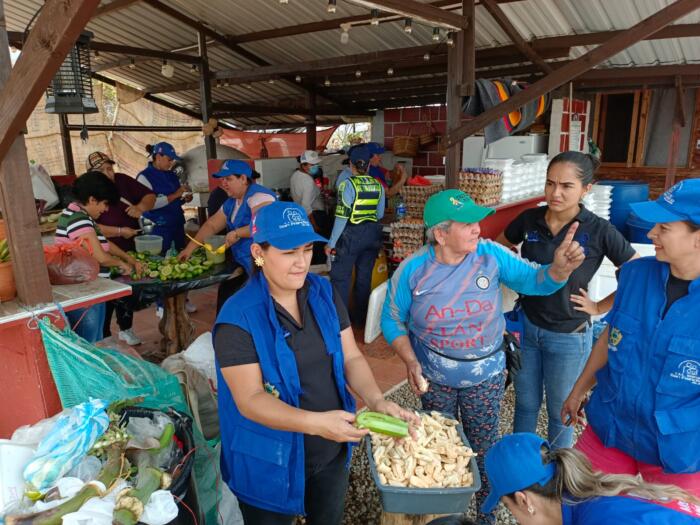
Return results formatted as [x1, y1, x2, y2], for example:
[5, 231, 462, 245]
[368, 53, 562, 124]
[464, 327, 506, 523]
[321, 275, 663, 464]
[39, 318, 221, 524]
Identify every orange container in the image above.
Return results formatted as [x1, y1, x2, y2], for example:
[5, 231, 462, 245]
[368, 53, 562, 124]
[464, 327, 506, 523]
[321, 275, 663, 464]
[0, 261, 16, 302]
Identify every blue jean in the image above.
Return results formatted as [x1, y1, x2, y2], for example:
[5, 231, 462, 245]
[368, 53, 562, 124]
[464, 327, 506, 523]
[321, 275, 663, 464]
[513, 312, 593, 448]
[329, 221, 383, 324]
[66, 302, 107, 343]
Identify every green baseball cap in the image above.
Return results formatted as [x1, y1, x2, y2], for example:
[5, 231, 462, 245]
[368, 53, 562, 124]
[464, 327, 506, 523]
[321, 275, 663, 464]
[423, 189, 495, 228]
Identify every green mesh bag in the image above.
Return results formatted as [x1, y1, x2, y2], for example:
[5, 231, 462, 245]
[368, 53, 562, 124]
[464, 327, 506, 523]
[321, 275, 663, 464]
[39, 318, 221, 524]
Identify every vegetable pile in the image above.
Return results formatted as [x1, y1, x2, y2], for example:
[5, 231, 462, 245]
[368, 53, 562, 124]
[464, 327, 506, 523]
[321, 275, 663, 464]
[370, 411, 476, 489]
[126, 250, 214, 281]
[0, 238, 10, 263]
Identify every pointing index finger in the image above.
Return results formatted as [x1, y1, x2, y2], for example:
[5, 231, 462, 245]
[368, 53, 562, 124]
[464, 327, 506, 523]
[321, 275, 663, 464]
[560, 221, 580, 249]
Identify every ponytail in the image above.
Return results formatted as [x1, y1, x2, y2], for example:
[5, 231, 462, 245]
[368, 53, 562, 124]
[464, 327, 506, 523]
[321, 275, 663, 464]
[145, 144, 154, 157]
[517, 447, 700, 506]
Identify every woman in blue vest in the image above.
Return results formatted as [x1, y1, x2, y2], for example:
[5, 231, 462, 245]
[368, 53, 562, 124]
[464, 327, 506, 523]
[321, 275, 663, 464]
[213, 201, 417, 525]
[498, 152, 638, 449]
[562, 179, 700, 497]
[136, 142, 191, 254]
[179, 159, 276, 311]
[482, 433, 700, 524]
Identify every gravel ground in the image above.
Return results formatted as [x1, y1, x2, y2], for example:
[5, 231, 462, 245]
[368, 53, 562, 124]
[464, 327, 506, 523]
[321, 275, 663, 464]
[342, 381, 580, 525]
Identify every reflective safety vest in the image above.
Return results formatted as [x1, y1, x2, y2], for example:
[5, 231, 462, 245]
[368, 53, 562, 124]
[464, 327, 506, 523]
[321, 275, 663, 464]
[341, 175, 382, 224]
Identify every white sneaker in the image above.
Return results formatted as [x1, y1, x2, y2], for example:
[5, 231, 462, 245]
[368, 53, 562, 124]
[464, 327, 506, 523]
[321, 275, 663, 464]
[118, 329, 142, 346]
[156, 306, 164, 319]
[185, 301, 197, 314]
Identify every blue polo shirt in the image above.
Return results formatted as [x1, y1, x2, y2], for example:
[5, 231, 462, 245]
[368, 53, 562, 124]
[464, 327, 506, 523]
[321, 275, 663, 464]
[562, 496, 700, 524]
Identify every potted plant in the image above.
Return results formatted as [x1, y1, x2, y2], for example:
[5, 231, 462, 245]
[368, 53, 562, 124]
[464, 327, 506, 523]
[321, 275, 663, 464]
[0, 237, 17, 301]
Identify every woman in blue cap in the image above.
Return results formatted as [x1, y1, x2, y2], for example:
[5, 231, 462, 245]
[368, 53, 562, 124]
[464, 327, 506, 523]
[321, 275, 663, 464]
[562, 179, 700, 497]
[136, 142, 192, 254]
[179, 159, 276, 311]
[482, 432, 700, 524]
[213, 201, 417, 525]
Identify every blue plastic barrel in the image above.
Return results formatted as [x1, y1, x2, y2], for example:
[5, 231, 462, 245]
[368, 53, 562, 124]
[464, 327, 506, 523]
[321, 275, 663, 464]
[598, 180, 649, 236]
[626, 213, 654, 244]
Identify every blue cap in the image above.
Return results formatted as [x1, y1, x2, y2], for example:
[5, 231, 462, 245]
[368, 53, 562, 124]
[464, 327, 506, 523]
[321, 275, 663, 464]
[213, 159, 253, 178]
[367, 142, 385, 156]
[630, 179, 700, 226]
[349, 144, 371, 169]
[151, 142, 181, 161]
[252, 201, 327, 249]
[481, 433, 556, 514]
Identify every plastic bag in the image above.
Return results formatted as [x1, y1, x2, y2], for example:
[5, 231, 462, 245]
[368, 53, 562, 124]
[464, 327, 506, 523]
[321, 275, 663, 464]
[30, 163, 59, 210]
[182, 332, 217, 386]
[66, 455, 102, 482]
[141, 490, 179, 525]
[22, 399, 109, 491]
[43, 240, 99, 285]
[11, 411, 66, 446]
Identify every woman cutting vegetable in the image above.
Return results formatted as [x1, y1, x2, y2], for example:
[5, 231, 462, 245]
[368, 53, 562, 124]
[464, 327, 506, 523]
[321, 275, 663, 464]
[178, 159, 276, 312]
[214, 201, 416, 525]
[55, 171, 144, 342]
[482, 433, 700, 524]
[381, 189, 585, 525]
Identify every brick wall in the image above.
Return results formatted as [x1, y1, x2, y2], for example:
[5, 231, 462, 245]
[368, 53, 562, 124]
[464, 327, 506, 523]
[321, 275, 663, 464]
[596, 167, 698, 199]
[383, 105, 448, 177]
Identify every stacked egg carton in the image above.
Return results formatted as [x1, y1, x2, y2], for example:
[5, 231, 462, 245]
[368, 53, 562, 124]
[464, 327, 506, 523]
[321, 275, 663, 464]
[390, 218, 425, 260]
[483, 154, 547, 203]
[400, 184, 444, 219]
[582, 184, 613, 220]
[457, 168, 503, 206]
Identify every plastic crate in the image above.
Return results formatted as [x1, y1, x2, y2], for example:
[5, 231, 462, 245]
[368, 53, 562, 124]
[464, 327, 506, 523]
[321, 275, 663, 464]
[366, 414, 481, 515]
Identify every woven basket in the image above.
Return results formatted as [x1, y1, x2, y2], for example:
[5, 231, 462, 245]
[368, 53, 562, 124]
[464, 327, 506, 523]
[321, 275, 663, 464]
[393, 128, 419, 157]
[419, 122, 436, 146]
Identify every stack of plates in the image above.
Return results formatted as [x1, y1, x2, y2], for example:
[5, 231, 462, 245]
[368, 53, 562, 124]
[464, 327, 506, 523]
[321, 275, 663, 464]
[483, 157, 545, 203]
[583, 184, 613, 220]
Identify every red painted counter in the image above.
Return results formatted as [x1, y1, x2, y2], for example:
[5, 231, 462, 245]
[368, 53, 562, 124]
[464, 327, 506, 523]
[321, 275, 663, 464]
[0, 279, 131, 438]
[479, 195, 544, 240]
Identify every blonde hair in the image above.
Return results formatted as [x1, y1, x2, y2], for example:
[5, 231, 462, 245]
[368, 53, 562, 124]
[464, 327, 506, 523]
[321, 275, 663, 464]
[513, 447, 700, 506]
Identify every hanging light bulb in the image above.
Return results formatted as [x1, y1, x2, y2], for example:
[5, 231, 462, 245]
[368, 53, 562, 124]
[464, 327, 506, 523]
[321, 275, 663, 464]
[324, 77, 331, 87]
[355, 70, 362, 78]
[432, 27, 440, 41]
[370, 8, 380, 26]
[327, 0, 336, 13]
[340, 23, 351, 44]
[268, 79, 275, 84]
[161, 60, 175, 78]
[295, 74, 302, 82]
[387, 67, 394, 76]
[423, 52, 431, 61]
[190, 63, 198, 73]
[404, 18, 412, 34]
[128, 58, 136, 69]
[279, 0, 288, 4]
[446, 32, 455, 46]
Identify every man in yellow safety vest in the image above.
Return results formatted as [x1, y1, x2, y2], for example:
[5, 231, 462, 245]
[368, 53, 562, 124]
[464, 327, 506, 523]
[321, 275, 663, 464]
[326, 144, 385, 325]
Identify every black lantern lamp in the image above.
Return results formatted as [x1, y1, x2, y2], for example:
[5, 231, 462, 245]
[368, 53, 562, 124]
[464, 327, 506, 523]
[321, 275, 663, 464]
[45, 31, 98, 114]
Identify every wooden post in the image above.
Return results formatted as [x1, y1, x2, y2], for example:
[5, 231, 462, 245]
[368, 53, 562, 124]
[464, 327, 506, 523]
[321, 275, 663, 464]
[306, 89, 317, 151]
[445, 0, 477, 186]
[664, 77, 686, 190]
[59, 114, 75, 176]
[447, 0, 700, 146]
[198, 31, 216, 160]
[0, 1, 61, 305]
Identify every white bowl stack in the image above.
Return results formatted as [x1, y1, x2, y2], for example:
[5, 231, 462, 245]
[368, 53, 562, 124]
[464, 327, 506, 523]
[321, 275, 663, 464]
[582, 184, 613, 220]
[483, 154, 547, 203]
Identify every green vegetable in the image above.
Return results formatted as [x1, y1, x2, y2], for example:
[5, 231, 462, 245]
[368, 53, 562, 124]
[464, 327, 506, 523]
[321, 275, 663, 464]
[356, 411, 408, 438]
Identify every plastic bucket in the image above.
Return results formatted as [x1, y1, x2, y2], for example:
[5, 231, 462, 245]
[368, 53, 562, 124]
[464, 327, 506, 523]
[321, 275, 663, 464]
[626, 213, 654, 244]
[205, 235, 226, 265]
[0, 439, 36, 510]
[134, 235, 164, 255]
[598, 180, 649, 236]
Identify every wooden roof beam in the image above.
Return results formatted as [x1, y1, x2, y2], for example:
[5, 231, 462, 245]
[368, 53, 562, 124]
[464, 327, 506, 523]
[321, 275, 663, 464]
[345, 0, 468, 30]
[210, 102, 374, 117]
[481, 0, 552, 73]
[93, 0, 140, 18]
[446, 0, 700, 147]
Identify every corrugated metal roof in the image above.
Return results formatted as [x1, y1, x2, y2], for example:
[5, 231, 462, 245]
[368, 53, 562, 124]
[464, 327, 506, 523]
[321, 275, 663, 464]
[5, 0, 700, 128]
